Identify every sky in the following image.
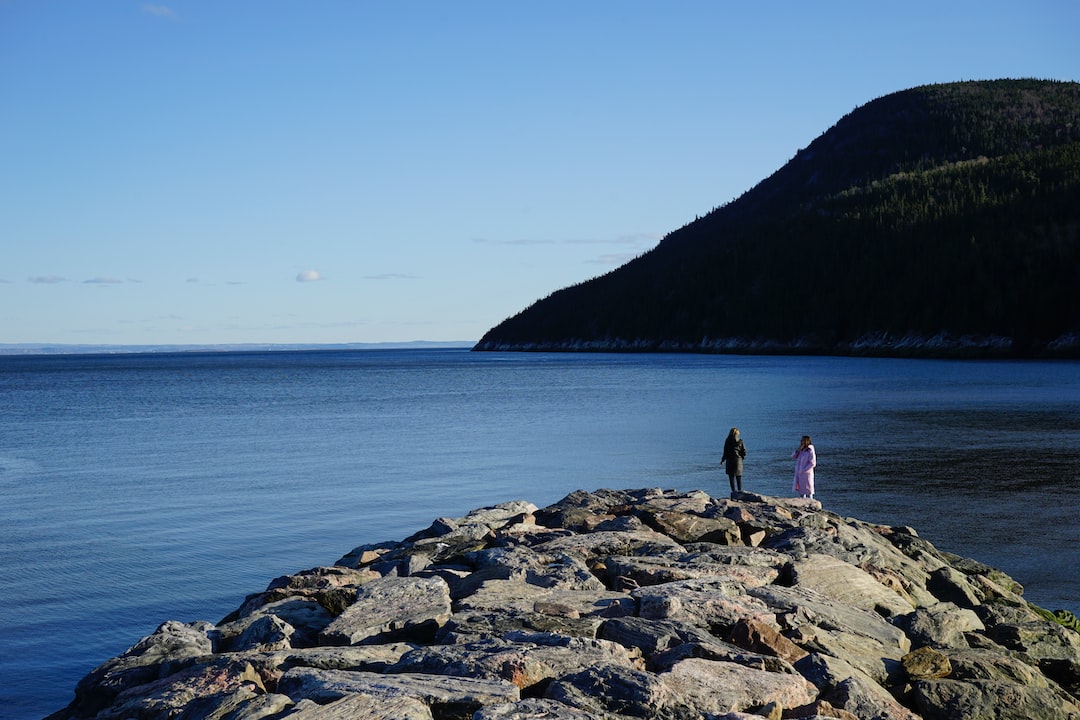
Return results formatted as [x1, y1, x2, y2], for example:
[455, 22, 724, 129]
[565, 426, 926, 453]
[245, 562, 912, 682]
[2, 2, 1078, 346]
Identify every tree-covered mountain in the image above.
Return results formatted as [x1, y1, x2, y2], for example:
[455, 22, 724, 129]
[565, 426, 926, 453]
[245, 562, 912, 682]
[475, 79, 1080, 357]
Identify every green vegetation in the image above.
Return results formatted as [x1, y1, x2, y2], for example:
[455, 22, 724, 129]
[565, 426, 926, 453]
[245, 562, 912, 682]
[476, 80, 1080, 357]
[1031, 604, 1080, 634]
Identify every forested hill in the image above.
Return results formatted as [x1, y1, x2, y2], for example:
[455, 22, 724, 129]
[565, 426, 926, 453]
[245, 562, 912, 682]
[474, 79, 1080, 357]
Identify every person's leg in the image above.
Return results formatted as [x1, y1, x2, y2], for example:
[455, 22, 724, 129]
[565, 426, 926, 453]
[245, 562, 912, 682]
[735, 475, 743, 492]
[728, 474, 736, 493]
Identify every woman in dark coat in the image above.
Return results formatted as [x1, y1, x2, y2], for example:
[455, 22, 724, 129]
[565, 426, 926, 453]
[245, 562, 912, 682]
[721, 427, 747, 494]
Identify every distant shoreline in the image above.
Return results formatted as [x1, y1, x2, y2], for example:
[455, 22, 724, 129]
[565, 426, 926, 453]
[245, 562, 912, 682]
[0, 341, 477, 356]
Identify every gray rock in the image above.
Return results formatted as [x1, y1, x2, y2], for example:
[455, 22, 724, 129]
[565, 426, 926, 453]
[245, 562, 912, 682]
[221, 597, 333, 648]
[71, 620, 215, 716]
[227, 613, 295, 652]
[435, 610, 605, 643]
[601, 553, 779, 589]
[788, 553, 914, 619]
[92, 658, 265, 720]
[658, 657, 818, 717]
[533, 529, 683, 561]
[218, 692, 295, 720]
[928, 566, 983, 608]
[599, 616, 719, 656]
[387, 634, 642, 690]
[278, 692, 433, 719]
[894, 601, 985, 649]
[544, 663, 676, 718]
[913, 678, 1080, 720]
[472, 698, 607, 720]
[639, 509, 742, 545]
[824, 672, 922, 720]
[277, 667, 520, 711]
[319, 576, 451, 646]
[633, 577, 773, 631]
[753, 583, 911, 683]
[454, 577, 635, 619]
[230, 643, 417, 675]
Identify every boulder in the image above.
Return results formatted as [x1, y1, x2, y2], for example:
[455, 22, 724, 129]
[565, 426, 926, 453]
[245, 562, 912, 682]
[912, 678, 1080, 720]
[634, 577, 774, 631]
[388, 633, 642, 690]
[277, 667, 520, 712]
[71, 620, 215, 716]
[472, 698, 607, 719]
[657, 657, 818, 717]
[788, 552, 914, 618]
[282, 692, 433, 720]
[894, 602, 985, 649]
[319, 575, 451, 646]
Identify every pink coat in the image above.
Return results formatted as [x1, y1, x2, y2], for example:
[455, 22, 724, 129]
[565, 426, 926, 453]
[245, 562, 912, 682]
[792, 445, 816, 496]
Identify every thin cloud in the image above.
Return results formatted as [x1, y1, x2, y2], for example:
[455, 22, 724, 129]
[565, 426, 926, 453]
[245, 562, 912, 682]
[587, 252, 643, 266]
[363, 273, 421, 280]
[472, 237, 556, 246]
[83, 277, 125, 285]
[474, 231, 661, 267]
[142, 4, 178, 20]
[29, 275, 69, 284]
[296, 270, 324, 283]
[568, 232, 663, 247]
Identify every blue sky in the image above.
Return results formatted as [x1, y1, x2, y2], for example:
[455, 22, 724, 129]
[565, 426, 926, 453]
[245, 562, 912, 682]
[2, 2, 1078, 346]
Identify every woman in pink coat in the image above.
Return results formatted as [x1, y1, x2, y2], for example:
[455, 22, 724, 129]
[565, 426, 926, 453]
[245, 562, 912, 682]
[792, 435, 816, 498]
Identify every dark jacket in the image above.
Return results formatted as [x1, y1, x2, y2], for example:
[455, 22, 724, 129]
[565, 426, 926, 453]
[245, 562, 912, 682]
[722, 437, 746, 476]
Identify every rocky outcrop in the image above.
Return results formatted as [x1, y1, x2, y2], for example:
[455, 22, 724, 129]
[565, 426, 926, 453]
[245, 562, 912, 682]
[48, 488, 1080, 720]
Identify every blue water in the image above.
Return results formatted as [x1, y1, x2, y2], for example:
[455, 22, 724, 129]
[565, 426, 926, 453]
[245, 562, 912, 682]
[1, 349, 1078, 718]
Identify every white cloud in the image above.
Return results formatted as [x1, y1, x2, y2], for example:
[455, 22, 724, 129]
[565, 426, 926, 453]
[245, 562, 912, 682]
[296, 270, 324, 283]
[142, 4, 178, 20]
[29, 275, 68, 284]
[84, 277, 124, 285]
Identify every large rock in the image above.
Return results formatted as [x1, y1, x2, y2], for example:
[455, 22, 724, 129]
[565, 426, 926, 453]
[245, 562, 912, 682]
[388, 633, 642, 690]
[657, 657, 818, 717]
[788, 552, 914, 618]
[70, 620, 215, 716]
[277, 667, 521, 713]
[633, 576, 775, 631]
[912, 678, 1080, 720]
[282, 692, 433, 720]
[319, 575, 451, 646]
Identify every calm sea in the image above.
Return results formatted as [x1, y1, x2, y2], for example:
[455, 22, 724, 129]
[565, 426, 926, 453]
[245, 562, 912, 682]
[1, 349, 1078, 718]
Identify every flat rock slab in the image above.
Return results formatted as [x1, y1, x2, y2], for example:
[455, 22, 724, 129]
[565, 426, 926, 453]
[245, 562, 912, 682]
[320, 576, 451, 646]
[456, 578, 635, 618]
[278, 667, 520, 709]
[789, 553, 914, 618]
[659, 657, 819, 716]
[284, 692, 434, 720]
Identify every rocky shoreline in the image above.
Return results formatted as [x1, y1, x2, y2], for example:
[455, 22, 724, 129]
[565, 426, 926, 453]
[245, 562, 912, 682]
[49, 488, 1080, 720]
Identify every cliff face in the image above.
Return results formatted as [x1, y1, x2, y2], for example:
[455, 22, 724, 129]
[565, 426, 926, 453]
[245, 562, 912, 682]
[51, 488, 1080, 719]
[475, 79, 1080, 358]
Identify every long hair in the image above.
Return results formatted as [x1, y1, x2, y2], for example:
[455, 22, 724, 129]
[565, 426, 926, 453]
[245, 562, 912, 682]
[727, 427, 740, 442]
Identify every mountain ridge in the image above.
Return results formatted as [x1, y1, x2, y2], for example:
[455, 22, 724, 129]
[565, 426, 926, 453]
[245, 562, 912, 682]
[475, 79, 1080, 357]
